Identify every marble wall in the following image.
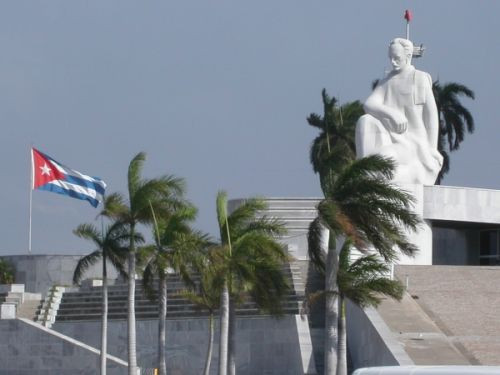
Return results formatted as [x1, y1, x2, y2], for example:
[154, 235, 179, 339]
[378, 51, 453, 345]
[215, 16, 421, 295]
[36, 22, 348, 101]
[0, 319, 128, 375]
[54, 316, 309, 375]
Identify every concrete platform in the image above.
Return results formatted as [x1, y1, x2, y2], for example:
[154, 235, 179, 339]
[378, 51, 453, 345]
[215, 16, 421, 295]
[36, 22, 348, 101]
[394, 265, 500, 365]
[377, 294, 470, 365]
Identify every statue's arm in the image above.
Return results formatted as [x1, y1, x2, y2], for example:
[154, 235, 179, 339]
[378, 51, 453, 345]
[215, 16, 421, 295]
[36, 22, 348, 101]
[363, 83, 407, 133]
[422, 75, 439, 149]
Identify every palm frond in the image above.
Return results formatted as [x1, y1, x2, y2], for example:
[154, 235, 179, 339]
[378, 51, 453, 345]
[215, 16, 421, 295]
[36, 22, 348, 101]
[178, 289, 211, 311]
[100, 193, 128, 220]
[131, 176, 185, 222]
[337, 243, 404, 308]
[216, 191, 229, 242]
[335, 155, 396, 186]
[160, 204, 198, 246]
[142, 261, 158, 302]
[127, 152, 147, 202]
[236, 215, 286, 238]
[73, 223, 101, 246]
[307, 113, 324, 129]
[227, 198, 267, 232]
[249, 263, 289, 316]
[441, 82, 475, 100]
[434, 80, 475, 181]
[435, 146, 449, 185]
[307, 217, 326, 273]
[73, 250, 102, 285]
[106, 246, 129, 279]
[316, 200, 342, 235]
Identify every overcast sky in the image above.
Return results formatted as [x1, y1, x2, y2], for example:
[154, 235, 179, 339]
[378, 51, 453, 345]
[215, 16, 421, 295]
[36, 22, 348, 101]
[1, 1, 498, 255]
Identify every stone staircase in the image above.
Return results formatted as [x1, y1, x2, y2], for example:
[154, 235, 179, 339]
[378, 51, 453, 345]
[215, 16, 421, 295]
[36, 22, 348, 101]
[56, 266, 303, 322]
[262, 198, 319, 239]
[0, 284, 42, 320]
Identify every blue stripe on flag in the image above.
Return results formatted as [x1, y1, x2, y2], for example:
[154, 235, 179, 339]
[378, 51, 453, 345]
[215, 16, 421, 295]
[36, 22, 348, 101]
[63, 175, 106, 196]
[38, 183, 100, 208]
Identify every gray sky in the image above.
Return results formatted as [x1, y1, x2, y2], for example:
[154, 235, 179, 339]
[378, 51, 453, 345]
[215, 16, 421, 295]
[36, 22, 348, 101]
[2, 1, 498, 255]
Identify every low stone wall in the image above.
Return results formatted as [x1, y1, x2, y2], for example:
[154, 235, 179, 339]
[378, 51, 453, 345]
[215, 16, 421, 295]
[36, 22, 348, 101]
[1, 255, 119, 296]
[347, 300, 412, 370]
[0, 318, 128, 374]
[54, 315, 311, 375]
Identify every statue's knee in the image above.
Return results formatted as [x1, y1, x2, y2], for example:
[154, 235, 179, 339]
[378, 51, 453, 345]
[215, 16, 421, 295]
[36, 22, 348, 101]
[356, 114, 375, 136]
[358, 114, 373, 125]
[356, 115, 389, 158]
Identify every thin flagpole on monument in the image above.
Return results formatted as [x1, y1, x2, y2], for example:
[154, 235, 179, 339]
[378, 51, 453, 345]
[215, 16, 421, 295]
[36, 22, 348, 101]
[29, 144, 34, 254]
[404, 10, 412, 40]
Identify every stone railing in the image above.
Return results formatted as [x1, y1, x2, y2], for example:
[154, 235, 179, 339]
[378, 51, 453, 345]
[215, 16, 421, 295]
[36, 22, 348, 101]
[36, 285, 65, 328]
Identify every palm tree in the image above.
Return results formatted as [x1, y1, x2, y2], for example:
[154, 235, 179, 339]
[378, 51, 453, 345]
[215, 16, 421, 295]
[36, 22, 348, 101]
[141, 203, 207, 375]
[73, 221, 136, 375]
[433, 81, 475, 184]
[215, 191, 289, 375]
[307, 89, 363, 192]
[179, 253, 221, 375]
[308, 155, 419, 375]
[304, 239, 404, 375]
[308, 89, 363, 374]
[103, 152, 185, 375]
[336, 241, 404, 375]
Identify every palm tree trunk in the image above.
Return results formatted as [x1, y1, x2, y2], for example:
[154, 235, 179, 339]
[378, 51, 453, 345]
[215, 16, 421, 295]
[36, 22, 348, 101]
[203, 312, 215, 375]
[218, 281, 229, 375]
[159, 275, 167, 375]
[228, 296, 236, 375]
[324, 242, 339, 375]
[101, 254, 108, 375]
[336, 296, 347, 375]
[128, 224, 138, 375]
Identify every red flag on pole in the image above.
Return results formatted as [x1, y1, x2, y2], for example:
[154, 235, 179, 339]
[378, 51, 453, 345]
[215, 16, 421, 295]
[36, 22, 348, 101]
[404, 10, 413, 22]
[31, 148, 65, 189]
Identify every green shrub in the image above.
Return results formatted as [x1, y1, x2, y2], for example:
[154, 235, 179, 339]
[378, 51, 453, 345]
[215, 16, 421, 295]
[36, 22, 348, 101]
[0, 258, 15, 284]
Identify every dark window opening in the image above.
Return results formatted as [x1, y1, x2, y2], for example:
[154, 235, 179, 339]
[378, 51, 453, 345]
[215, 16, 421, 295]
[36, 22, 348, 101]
[479, 230, 500, 265]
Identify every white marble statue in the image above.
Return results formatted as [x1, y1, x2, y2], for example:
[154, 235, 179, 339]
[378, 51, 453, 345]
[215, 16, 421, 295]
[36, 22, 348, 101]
[355, 38, 443, 185]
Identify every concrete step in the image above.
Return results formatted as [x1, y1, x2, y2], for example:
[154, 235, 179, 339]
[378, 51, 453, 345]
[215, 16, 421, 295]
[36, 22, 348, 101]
[66, 284, 190, 295]
[57, 300, 301, 315]
[56, 307, 301, 322]
[263, 198, 320, 210]
[264, 209, 317, 220]
[60, 291, 301, 304]
[16, 299, 42, 320]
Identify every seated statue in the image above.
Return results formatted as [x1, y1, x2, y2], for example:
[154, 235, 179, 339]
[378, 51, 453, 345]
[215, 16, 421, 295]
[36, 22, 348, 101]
[355, 38, 443, 185]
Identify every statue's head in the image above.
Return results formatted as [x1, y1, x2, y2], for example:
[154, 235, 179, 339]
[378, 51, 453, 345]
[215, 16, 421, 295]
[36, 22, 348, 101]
[388, 38, 413, 71]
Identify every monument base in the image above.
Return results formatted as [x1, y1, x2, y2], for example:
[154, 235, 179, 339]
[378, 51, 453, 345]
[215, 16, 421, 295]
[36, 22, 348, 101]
[397, 184, 433, 265]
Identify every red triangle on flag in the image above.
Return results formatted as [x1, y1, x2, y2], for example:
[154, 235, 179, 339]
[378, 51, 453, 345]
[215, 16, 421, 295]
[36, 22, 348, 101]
[32, 148, 65, 189]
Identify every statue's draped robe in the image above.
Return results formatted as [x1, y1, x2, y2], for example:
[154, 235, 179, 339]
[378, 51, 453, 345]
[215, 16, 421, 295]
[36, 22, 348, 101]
[357, 66, 443, 185]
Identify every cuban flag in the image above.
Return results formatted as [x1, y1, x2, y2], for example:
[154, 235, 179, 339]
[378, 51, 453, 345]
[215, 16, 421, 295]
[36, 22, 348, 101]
[31, 148, 106, 208]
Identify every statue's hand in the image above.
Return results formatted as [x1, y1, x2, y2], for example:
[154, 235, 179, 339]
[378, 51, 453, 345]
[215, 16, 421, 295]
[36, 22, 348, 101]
[391, 113, 408, 134]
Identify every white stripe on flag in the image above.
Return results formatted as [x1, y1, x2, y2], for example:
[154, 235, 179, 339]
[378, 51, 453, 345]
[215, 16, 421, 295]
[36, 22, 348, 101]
[50, 179, 100, 200]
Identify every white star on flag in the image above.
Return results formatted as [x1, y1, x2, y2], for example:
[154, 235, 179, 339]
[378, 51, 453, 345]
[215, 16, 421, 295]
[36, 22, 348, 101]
[40, 163, 52, 176]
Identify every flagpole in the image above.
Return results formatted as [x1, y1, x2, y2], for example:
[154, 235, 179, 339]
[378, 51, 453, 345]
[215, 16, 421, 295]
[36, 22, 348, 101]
[29, 145, 33, 254]
[404, 10, 412, 40]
